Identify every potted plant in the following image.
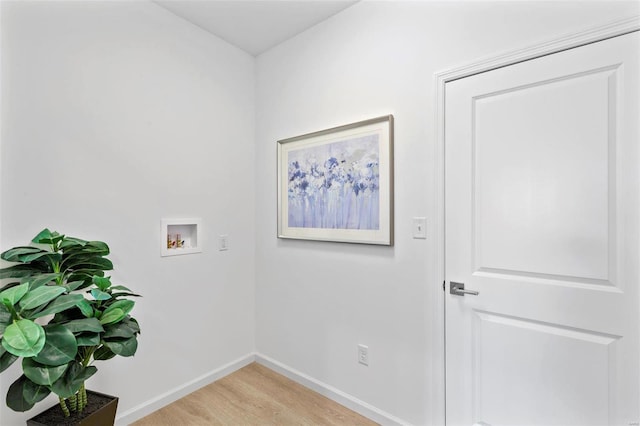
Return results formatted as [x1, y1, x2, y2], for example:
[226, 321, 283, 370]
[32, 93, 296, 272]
[0, 229, 141, 425]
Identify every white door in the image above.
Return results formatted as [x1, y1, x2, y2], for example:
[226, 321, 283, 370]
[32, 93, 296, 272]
[445, 31, 639, 426]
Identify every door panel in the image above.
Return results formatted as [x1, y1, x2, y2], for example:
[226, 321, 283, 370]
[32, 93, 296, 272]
[475, 67, 612, 281]
[445, 31, 639, 426]
[473, 311, 616, 426]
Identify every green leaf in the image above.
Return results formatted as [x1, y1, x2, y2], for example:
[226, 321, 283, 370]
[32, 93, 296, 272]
[63, 280, 85, 292]
[0, 282, 30, 305]
[66, 274, 94, 289]
[2, 319, 46, 357]
[104, 336, 138, 357]
[6, 375, 36, 412]
[19, 252, 62, 265]
[100, 300, 134, 325]
[30, 294, 84, 319]
[61, 239, 108, 256]
[64, 257, 113, 271]
[92, 276, 112, 291]
[31, 228, 59, 244]
[111, 285, 132, 292]
[126, 317, 141, 334]
[0, 282, 20, 292]
[1, 247, 45, 263]
[76, 299, 94, 318]
[105, 316, 139, 336]
[64, 241, 109, 257]
[62, 252, 99, 264]
[22, 377, 51, 406]
[23, 273, 61, 290]
[103, 321, 137, 339]
[93, 345, 116, 361]
[19, 286, 66, 310]
[76, 332, 100, 347]
[0, 280, 23, 293]
[0, 264, 46, 279]
[50, 361, 96, 398]
[0, 304, 12, 334]
[61, 317, 104, 333]
[59, 237, 88, 250]
[68, 269, 105, 283]
[32, 228, 53, 242]
[51, 308, 84, 323]
[99, 308, 123, 325]
[111, 291, 142, 298]
[90, 289, 111, 301]
[87, 241, 109, 253]
[33, 325, 78, 366]
[22, 358, 68, 386]
[0, 346, 18, 373]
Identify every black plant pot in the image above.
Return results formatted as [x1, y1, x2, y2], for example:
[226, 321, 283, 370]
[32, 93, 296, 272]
[26, 390, 118, 426]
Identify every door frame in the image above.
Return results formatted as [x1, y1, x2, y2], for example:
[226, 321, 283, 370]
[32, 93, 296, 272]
[433, 15, 640, 425]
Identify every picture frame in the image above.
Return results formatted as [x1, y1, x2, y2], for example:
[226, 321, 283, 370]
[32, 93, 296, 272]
[277, 115, 394, 245]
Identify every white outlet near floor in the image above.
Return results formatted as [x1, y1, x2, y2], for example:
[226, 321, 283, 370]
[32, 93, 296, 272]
[218, 234, 229, 251]
[358, 344, 369, 366]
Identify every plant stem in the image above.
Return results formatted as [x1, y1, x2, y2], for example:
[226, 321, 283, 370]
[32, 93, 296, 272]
[80, 383, 87, 412]
[74, 346, 92, 413]
[69, 394, 77, 412]
[3, 302, 20, 321]
[59, 397, 70, 417]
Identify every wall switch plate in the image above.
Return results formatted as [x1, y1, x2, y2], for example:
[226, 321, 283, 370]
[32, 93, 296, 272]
[412, 217, 427, 239]
[218, 234, 229, 251]
[358, 344, 369, 366]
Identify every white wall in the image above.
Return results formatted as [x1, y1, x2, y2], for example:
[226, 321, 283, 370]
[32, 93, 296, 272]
[254, 1, 640, 425]
[2, 1, 639, 425]
[0, 1, 255, 424]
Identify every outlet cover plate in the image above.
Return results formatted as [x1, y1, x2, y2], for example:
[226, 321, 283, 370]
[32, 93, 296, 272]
[412, 217, 427, 239]
[358, 344, 369, 366]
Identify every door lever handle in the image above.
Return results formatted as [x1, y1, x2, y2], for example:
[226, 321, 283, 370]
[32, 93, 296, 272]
[450, 281, 479, 296]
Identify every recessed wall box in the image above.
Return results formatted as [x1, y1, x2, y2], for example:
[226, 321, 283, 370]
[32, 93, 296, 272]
[161, 218, 202, 257]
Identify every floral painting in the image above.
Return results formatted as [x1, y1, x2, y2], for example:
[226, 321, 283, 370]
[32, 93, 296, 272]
[278, 115, 393, 245]
[287, 134, 380, 230]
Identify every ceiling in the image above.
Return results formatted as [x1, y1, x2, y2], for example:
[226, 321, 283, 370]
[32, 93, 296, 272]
[154, 0, 359, 56]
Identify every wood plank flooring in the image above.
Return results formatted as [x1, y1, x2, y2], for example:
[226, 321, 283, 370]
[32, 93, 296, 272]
[131, 363, 378, 426]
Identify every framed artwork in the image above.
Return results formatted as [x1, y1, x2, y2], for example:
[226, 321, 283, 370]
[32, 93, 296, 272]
[277, 115, 394, 245]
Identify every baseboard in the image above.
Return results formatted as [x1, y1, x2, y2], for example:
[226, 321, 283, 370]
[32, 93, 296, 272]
[255, 353, 409, 426]
[115, 353, 256, 425]
[116, 352, 408, 426]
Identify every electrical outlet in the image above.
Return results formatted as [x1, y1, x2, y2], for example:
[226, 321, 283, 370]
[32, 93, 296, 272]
[218, 234, 229, 251]
[358, 344, 369, 366]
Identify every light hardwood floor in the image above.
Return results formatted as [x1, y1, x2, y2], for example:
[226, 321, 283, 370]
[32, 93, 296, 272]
[131, 363, 379, 425]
